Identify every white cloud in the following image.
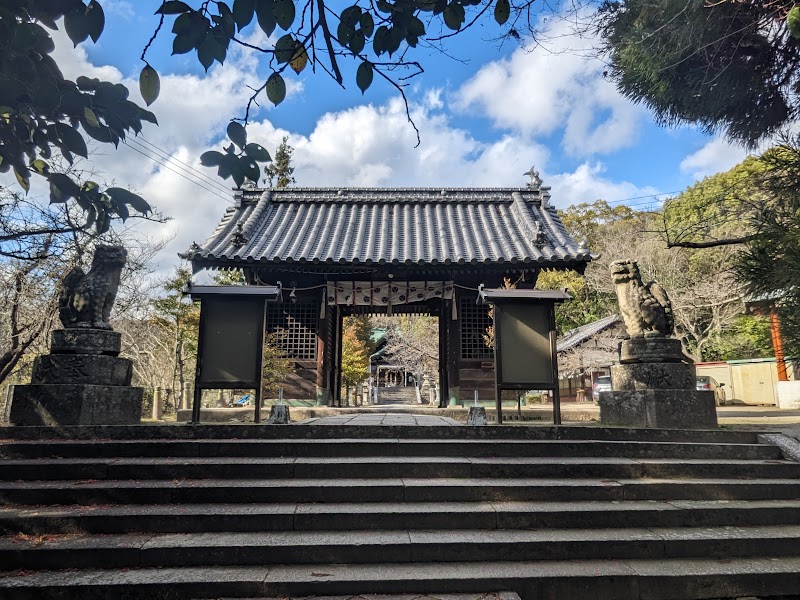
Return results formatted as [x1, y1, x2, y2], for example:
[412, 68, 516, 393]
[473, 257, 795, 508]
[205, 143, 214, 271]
[549, 163, 661, 209]
[455, 19, 645, 156]
[679, 138, 751, 182]
[3, 23, 661, 280]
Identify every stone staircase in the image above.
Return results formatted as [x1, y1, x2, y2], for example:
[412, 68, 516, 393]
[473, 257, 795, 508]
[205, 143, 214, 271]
[377, 385, 419, 405]
[0, 424, 800, 599]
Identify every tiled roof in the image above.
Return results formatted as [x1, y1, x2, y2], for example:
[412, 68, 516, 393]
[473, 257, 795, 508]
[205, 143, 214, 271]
[557, 314, 622, 353]
[186, 187, 592, 268]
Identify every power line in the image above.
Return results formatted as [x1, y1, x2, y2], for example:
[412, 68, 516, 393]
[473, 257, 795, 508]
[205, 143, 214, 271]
[126, 137, 233, 196]
[134, 136, 234, 195]
[121, 141, 234, 203]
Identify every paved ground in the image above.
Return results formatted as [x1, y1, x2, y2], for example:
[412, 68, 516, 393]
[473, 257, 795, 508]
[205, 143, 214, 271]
[297, 413, 462, 426]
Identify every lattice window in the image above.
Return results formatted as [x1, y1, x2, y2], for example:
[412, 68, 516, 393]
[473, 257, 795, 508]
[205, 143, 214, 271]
[460, 297, 493, 360]
[266, 302, 318, 360]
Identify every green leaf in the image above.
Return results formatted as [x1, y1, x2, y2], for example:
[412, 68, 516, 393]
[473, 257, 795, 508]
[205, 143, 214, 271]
[156, 1, 193, 14]
[360, 12, 375, 37]
[48, 173, 81, 203]
[106, 187, 152, 215]
[244, 143, 271, 162]
[265, 72, 286, 105]
[227, 121, 247, 149]
[373, 25, 389, 55]
[217, 3, 236, 38]
[86, 0, 105, 42]
[200, 150, 225, 166]
[197, 34, 225, 70]
[256, 0, 277, 37]
[173, 12, 192, 33]
[337, 21, 356, 45]
[14, 167, 30, 193]
[139, 65, 160, 106]
[233, 0, 256, 30]
[494, 0, 510, 25]
[273, 0, 295, 31]
[172, 31, 197, 54]
[53, 123, 88, 158]
[64, 6, 90, 47]
[31, 159, 49, 175]
[242, 157, 260, 183]
[349, 30, 365, 55]
[356, 61, 373, 93]
[114, 200, 130, 221]
[443, 2, 464, 30]
[340, 6, 362, 27]
[376, 1, 392, 14]
[274, 34, 296, 63]
[83, 106, 101, 128]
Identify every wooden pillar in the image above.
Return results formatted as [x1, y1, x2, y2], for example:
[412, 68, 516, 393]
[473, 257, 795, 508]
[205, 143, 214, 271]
[316, 304, 334, 406]
[439, 300, 449, 408]
[771, 310, 789, 382]
[447, 296, 461, 406]
[334, 308, 344, 406]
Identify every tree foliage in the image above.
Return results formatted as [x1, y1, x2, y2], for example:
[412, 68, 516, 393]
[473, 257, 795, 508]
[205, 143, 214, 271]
[341, 320, 369, 393]
[265, 136, 296, 189]
[0, 0, 158, 232]
[599, 0, 800, 147]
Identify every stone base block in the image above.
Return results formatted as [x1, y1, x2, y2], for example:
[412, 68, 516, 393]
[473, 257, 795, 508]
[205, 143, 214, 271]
[598, 389, 717, 429]
[50, 328, 121, 356]
[267, 404, 290, 424]
[620, 337, 684, 363]
[611, 362, 695, 391]
[467, 406, 487, 426]
[10, 384, 143, 426]
[31, 354, 133, 386]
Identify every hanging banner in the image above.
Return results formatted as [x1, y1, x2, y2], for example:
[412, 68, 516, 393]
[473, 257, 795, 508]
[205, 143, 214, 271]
[327, 281, 454, 307]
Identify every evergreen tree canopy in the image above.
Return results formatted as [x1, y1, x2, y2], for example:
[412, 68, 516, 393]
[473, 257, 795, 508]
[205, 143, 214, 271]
[599, 0, 800, 146]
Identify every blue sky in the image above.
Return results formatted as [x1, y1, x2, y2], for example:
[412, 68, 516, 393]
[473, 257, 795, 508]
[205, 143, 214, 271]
[6, 0, 753, 274]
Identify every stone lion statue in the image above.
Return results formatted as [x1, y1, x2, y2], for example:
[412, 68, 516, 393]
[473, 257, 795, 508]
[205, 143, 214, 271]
[610, 259, 674, 338]
[58, 245, 127, 330]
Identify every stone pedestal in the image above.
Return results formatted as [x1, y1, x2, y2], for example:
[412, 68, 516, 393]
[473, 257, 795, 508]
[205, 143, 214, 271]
[267, 404, 290, 424]
[10, 328, 143, 426]
[467, 406, 487, 426]
[599, 337, 717, 429]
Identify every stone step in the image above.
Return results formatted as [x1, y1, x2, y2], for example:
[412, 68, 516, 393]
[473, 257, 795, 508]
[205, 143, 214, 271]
[0, 439, 781, 460]
[2, 456, 798, 481]
[0, 424, 761, 444]
[5, 499, 800, 535]
[5, 525, 800, 570]
[2, 476, 800, 506]
[2, 556, 800, 599]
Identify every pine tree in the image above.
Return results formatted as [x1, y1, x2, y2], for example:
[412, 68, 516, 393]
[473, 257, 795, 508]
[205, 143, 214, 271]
[265, 137, 296, 189]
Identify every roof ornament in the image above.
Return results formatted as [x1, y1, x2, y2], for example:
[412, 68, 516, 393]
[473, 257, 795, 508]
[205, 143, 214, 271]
[533, 220, 547, 247]
[524, 166, 542, 189]
[242, 180, 257, 191]
[231, 222, 247, 247]
[188, 241, 202, 254]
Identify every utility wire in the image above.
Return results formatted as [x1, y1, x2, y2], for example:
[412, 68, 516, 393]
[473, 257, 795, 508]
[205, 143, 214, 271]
[121, 141, 234, 203]
[126, 137, 233, 196]
[134, 136, 234, 195]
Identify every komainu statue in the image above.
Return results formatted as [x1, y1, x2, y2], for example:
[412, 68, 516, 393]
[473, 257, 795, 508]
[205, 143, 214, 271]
[58, 245, 127, 330]
[610, 259, 674, 338]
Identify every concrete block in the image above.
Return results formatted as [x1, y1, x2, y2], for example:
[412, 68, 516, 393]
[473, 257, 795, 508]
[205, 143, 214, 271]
[599, 389, 717, 429]
[776, 381, 800, 409]
[9, 384, 143, 426]
[31, 354, 133, 386]
[467, 407, 487, 426]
